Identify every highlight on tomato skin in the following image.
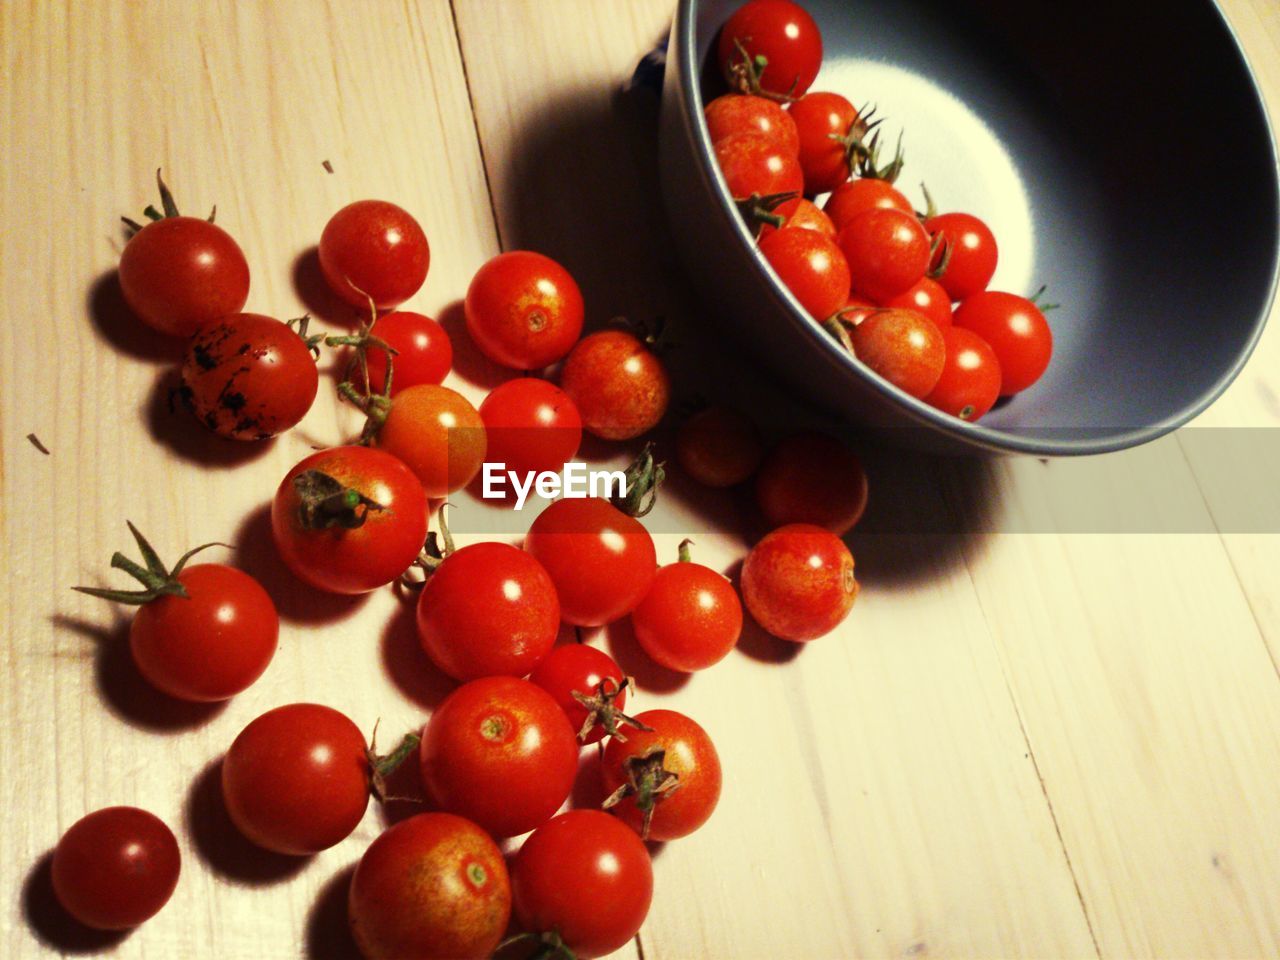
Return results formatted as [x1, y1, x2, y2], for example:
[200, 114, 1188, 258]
[631, 544, 743, 673]
[952, 291, 1052, 396]
[716, 0, 824, 99]
[464, 250, 584, 370]
[741, 523, 859, 642]
[559, 331, 670, 442]
[318, 199, 430, 310]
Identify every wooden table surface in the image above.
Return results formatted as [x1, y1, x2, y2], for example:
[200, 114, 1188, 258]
[4, 1, 1280, 957]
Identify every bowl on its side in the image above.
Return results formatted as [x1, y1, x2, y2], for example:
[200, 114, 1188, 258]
[659, 0, 1280, 455]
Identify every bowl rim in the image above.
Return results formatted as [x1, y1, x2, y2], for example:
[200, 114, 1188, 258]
[671, 0, 1280, 456]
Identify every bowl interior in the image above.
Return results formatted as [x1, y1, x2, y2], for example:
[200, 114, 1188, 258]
[691, 0, 1279, 443]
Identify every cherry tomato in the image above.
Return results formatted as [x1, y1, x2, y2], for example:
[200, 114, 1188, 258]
[221, 703, 369, 855]
[823, 178, 913, 233]
[479, 378, 582, 478]
[271, 445, 428, 595]
[318, 199, 429, 310]
[925, 212, 998, 301]
[704, 93, 798, 154]
[376, 384, 487, 498]
[838, 207, 931, 302]
[349, 812, 511, 960]
[756, 432, 868, 535]
[741, 523, 858, 641]
[757, 197, 836, 241]
[836, 295, 878, 328]
[417, 542, 560, 682]
[420, 676, 578, 838]
[524, 498, 657, 627]
[512, 811, 653, 960]
[180, 313, 318, 441]
[358, 311, 452, 396]
[602, 709, 722, 841]
[759, 226, 851, 320]
[560, 331, 670, 441]
[953, 291, 1052, 395]
[464, 251, 584, 370]
[924, 326, 1002, 421]
[675, 405, 763, 488]
[713, 132, 804, 199]
[789, 92, 864, 195]
[881, 277, 952, 331]
[717, 0, 823, 99]
[52, 807, 180, 930]
[851, 307, 945, 398]
[529, 644, 632, 745]
[632, 543, 742, 672]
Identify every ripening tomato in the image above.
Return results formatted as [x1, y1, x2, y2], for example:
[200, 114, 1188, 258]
[839, 207, 931, 302]
[221, 703, 370, 855]
[632, 544, 742, 672]
[417, 542, 560, 681]
[757, 197, 836, 241]
[512, 811, 654, 960]
[953, 291, 1052, 395]
[318, 199, 429, 310]
[52, 807, 180, 930]
[465, 252, 584, 370]
[881, 277, 952, 331]
[529, 644, 632, 745]
[717, 0, 823, 98]
[923, 326, 1002, 421]
[602, 709, 722, 841]
[704, 93, 798, 154]
[823, 178, 913, 233]
[180, 313, 318, 441]
[741, 523, 858, 641]
[420, 677, 579, 838]
[925, 212, 998, 301]
[851, 307, 945, 398]
[479, 378, 582, 478]
[675, 406, 763, 488]
[713, 132, 804, 199]
[349, 812, 511, 960]
[524, 498, 658, 627]
[755, 432, 868, 535]
[759, 227, 851, 320]
[271, 445, 428, 594]
[789, 92, 863, 195]
[560, 331, 670, 441]
[376, 384, 487, 497]
[358, 311, 453, 396]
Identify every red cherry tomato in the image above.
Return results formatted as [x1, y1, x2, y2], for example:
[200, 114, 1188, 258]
[271, 445, 428, 595]
[180, 313, 318, 441]
[632, 544, 742, 672]
[359, 311, 452, 396]
[318, 199, 429, 310]
[675, 406, 763, 488]
[788, 92, 863, 195]
[713, 132, 804, 199]
[560, 331, 670, 441]
[755, 432, 868, 535]
[717, 0, 823, 99]
[479, 378, 582, 478]
[926, 212, 998, 301]
[881, 277, 953, 331]
[851, 307, 945, 398]
[349, 812, 511, 960]
[823, 178, 913, 233]
[757, 197, 836, 241]
[741, 523, 858, 641]
[52, 807, 180, 930]
[836, 295, 878, 328]
[953, 291, 1053, 395]
[375, 384, 487, 498]
[529, 644, 630, 745]
[838, 207, 931, 302]
[924, 326, 1002, 421]
[420, 676, 578, 838]
[512, 811, 654, 960]
[417, 542, 560, 682]
[602, 709, 722, 841]
[221, 703, 370, 855]
[465, 251, 584, 370]
[759, 226, 851, 320]
[704, 94, 799, 154]
[524, 498, 658, 627]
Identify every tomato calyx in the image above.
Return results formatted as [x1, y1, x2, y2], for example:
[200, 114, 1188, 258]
[735, 191, 799, 234]
[332, 297, 400, 443]
[292, 469, 386, 531]
[121, 168, 216, 238]
[822, 307, 885, 356]
[365, 720, 422, 803]
[602, 748, 681, 840]
[399, 504, 457, 587]
[1029, 284, 1060, 313]
[72, 521, 226, 605]
[612, 443, 665, 518]
[570, 676, 652, 744]
[826, 103, 882, 181]
[497, 930, 577, 960]
[724, 38, 797, 103]
[854, 128, 905, 184]
[284, 314, 325, 358]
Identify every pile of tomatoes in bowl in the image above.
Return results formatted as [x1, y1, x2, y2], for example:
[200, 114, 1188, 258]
[705, 0, 1056, 424]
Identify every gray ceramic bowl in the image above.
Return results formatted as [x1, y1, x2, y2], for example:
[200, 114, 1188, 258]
[659, 0, 1280, 455]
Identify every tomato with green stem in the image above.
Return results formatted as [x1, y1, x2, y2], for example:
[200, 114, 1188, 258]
[355, 311, 452, 395]
[374, 384, 487, 498]
[675, 405, 763, 488]
[923, 326, 1002, 421]
[704, 93, 798, 154]
[756, 197, 836, 240]
[529, 644, 646, 745]
[717, 0, 823, 99]
[756, 432, 868, 535]
[741, 523, 858, 641]
[478, 378, 581, 478]
[788, 92, 869, 195]
[759, 226, 851, 320]
[850, 307, 945, 398]
[465, 251, 584, 370]
[319, 199, 429, 310]
[560, 330, 670, 441]
[953, 290, 1053, 395]
[632, 541, 742, 672]
[925, 211, 998, 301]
